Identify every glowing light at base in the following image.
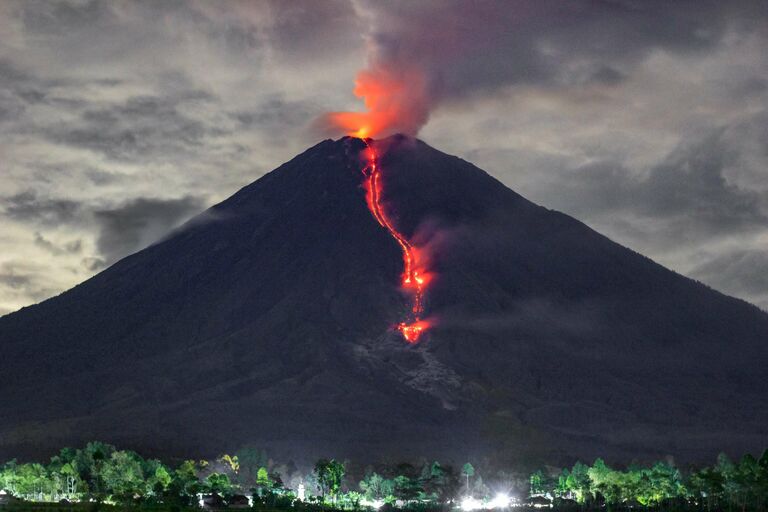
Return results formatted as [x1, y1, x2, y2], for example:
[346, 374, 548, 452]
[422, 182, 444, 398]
[461, 496, 482, 511]
[487, 493, 512, 509]
[360, 139, 432, 343]
[360, 498, 385, 510]
[461, 494, 514, 510]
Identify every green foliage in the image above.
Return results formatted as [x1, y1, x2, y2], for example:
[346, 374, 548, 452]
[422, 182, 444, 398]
[313, 459, 345, 501]
[525, 451, 768, 511]
[204, 472, 233, 497]
[256, 467, 270, 487]
[2, 440, 768, 512]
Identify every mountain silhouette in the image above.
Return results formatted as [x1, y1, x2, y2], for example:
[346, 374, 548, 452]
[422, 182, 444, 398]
[1, 135, 766, 467]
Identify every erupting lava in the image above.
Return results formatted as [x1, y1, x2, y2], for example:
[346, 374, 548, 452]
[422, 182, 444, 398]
[360, 139, 431, 343]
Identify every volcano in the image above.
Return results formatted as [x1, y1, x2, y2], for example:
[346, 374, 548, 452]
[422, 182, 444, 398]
[1, 135, 767, 466]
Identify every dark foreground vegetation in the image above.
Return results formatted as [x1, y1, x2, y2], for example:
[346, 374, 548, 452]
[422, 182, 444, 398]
[2, 442, 768, 511]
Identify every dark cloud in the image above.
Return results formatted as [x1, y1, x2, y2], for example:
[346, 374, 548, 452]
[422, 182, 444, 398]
[0, 261, 62, 305]
[46, 94, 223, 162]
[359, 0, 765, 107]
[259, 0, 362, 61]
[548, 123, 767, 240]
[93, 196, 206, 264]
[231, 96, 322, 145]
[4, 191, 81, 225]
[0, 272, 31, 290]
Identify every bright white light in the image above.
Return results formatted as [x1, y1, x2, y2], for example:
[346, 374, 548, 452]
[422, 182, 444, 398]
[361, 498, 384, 509]
[488, 493, 511, 509]
[461, 496, 482, 511]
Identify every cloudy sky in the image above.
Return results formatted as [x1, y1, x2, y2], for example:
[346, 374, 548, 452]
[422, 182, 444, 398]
[1, 0, 767, 315]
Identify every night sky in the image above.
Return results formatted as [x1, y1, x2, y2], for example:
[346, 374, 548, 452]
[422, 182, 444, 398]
[1, 0, 767, 315]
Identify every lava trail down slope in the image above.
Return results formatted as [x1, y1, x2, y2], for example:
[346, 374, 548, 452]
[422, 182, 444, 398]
[360, 138, 431, 342]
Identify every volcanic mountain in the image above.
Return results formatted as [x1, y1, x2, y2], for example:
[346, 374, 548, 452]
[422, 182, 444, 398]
[1, 135, 767, 467]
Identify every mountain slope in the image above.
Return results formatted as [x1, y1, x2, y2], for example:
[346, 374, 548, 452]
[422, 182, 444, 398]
[1, 135, 766, 466]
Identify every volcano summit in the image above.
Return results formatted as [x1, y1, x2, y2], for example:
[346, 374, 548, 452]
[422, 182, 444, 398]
[1, 135, 766, 466]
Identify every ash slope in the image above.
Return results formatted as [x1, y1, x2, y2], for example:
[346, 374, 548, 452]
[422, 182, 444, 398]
[1, 135, 766, 466]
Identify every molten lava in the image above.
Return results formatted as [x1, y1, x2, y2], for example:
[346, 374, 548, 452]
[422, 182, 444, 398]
[360, 139, 431, 343]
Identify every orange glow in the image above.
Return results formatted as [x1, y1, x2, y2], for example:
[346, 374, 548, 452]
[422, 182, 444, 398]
[398, 320, 430, 343]
[326, 66, 429, 139]
[360, 139, 431, 343]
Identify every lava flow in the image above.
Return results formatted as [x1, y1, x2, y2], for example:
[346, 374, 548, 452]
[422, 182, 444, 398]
[360, 139, 431, 343]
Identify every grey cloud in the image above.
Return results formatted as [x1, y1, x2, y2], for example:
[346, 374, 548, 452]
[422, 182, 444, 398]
[0, 261, 62, 304]
[589, 66, 626, 86]
[81, 256, 106, 272]
[0, 272, 31, 290]
[360, 0, 764, 104]
[93, 195, 206, 265]
[259, 0, 362, 61]
[4, 191, 81, 225]
[18, 0, 114, 36]
[46, 94, 223, 162]
[550, 124, 767, 241]
[33, 232, 82, 256]
[231, 96, 322, 144]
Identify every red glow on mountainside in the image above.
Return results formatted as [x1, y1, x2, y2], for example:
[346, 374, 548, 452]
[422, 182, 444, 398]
[360, 140, 431, 343]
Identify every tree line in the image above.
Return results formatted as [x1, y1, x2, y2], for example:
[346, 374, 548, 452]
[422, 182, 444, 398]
[2, 442, 768, 511]
[529, 452, 768, 510]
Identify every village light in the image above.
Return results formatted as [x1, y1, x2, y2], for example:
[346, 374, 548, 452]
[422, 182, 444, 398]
[461, 496, 482, 511]
[488, 493, 511, 509]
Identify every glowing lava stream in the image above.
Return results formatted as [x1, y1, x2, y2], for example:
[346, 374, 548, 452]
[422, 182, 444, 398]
[359, 138, 430, 343]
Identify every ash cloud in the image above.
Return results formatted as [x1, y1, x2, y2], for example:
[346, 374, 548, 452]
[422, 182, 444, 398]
[326, 0, 765, 136]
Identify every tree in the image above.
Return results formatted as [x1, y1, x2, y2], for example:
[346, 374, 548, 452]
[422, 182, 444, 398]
[393, 474, 420, 502]
[587, 458, 621, 505]
[690, 466, 724, 512]
[235, 447, 268, 488]
[419, 462, 459, 503]
[73, 441, 116, 500]
[100, 450, 146, 503]
[530, 470, 545, 496]
[60, 463, 79, 498]
[314, 459, 345, 502]
[461, 463, 475, 495]
[219, 454, 240, 475]
[205, 473, 234, 497]
[360, 472, 385, 501]
[14, 463, 50, 501]
[568, 462, 591, 503]
[257, 467, 270, 487]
